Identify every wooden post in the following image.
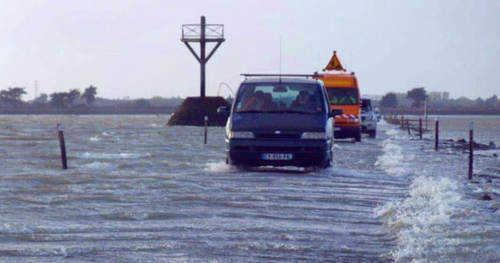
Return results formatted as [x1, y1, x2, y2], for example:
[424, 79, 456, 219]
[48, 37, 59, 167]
[434, 118, 439, 151]
[468, 122, 474, 180]
[419, 118, 423, 140]
[400, 116, 404, 129]
[57, 123, 67, 169]
[204, 116, 208, 144]
[424, 98, 428, 130]
[407, 120, 411, 135]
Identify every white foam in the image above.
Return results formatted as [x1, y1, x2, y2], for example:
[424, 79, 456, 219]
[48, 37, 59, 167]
[475, 149, 499, 158]
[375, 139, 408, 176]
[204, 161, 234, 173]
[80, 152, 150, 159]
[375, 124, 415, 176]
[89, 136, 101, 142]
[385, 128, 399, 136]
[375, 176, 467, 261]
[82, 161, 113, 170]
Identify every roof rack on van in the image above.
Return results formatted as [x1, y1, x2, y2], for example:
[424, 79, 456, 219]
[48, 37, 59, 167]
[240, 73, 319, 78]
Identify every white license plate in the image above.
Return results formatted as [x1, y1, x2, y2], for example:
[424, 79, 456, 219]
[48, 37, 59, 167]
[261, 153, 293, 161]
[334, 127, 341, 131]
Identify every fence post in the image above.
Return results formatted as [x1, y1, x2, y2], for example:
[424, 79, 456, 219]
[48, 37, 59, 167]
[204, 116, 208, 144]
[57, 123, 67, 169]
[419, 118, 423, 140]
[435, 118, 439, 151]
[468, 122, 474, 180]
[400, 116, 404, 129]
[406, 120, 411, 135]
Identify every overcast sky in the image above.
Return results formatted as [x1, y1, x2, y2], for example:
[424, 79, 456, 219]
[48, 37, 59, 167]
[1, 0, 498, 99]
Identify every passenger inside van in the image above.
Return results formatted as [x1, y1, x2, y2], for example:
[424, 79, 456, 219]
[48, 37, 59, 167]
[236, 84, 323, 113]
[291, 91, 315, 112]
[241, 91, 265, 111]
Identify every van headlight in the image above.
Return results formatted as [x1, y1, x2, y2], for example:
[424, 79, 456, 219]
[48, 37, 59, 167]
[228, 131, 254, 139]
[301, 132, 327, 139]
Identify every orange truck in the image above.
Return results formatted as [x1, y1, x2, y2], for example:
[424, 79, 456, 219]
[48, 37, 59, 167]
[315, 51, 362, 141]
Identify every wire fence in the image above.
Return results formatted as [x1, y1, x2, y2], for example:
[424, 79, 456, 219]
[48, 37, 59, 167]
[384, 114, 489, 180]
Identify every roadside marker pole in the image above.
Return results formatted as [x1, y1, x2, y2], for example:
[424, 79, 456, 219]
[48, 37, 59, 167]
[57, 123, 67, 169]
[419, 118, 423, 140]
[424, 98, 428, 130]
[435, 118, 439, 151]
[468, 122, 474, 180]
[204, 116, 208, 144]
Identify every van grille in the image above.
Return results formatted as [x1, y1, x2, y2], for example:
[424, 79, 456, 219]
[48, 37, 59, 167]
[254, 146, 320, 152]
[254, 132, 301, 139]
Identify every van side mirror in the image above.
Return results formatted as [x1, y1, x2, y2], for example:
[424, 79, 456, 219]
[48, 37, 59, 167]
[329, 109, 343, 117]
[217, 106, 229, 116]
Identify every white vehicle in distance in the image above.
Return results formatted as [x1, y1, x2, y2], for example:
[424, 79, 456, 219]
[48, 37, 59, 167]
[360, 98, 377, 138]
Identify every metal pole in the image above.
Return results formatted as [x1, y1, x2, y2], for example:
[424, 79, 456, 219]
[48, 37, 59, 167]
[468, 122, 474, 180]
[200, 16, 206, 98]
[57, 123, 67, 169]
[419, 118, 423, 140]
[204, 116, 208, 144]
[435, 118, 439, 151]
[424, 98, 428, 130]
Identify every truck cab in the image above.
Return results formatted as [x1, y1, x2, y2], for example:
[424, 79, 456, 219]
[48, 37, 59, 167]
[317, 73, 362, 142]
[218, 76, 335, 168]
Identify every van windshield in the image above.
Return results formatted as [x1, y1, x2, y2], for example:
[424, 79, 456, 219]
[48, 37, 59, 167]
[326, 88, 359, 105]
[235, 83, 324, 114]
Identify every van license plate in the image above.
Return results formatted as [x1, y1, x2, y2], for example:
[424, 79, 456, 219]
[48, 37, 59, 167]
[261, 153, 293, 161]
[334, 127, 341, 131]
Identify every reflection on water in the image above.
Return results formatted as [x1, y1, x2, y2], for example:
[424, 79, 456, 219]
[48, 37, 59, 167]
[0, 115, 498, 262]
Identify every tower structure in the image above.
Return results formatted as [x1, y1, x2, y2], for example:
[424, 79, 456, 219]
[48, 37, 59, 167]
[181, 16, 225, 98]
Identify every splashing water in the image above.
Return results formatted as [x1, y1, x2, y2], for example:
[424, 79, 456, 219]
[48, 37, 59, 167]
[374, 176, 497, 261]
[0, 115, 497, 262]
[375, 127, 413, 176]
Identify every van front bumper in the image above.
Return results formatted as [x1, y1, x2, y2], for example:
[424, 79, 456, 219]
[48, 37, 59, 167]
[334, 125, 360, 139]
[227, 139, 330, 167]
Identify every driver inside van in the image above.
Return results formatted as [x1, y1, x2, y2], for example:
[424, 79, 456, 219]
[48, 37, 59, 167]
[241, 91, 265, 111]
[292, 91, 315, 112]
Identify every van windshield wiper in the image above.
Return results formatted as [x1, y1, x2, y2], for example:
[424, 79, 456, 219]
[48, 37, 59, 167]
[237, 110, 263, 113]
[237, 110, 319, 114]
[264, 110, 318, 114]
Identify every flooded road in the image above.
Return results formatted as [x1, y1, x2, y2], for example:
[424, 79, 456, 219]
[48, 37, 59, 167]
[0, 115, 498, 262]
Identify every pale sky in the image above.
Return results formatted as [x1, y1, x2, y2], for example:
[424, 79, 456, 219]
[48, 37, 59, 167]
[1, 0, 499, 99]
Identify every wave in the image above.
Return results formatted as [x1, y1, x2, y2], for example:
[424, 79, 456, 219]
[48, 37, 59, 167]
[204, 161, 234, 173]
[79, 152, 150, 159]
[375, 176, 497, 261]
[375, 139, 413, 176]
[82, 161, 115, 170]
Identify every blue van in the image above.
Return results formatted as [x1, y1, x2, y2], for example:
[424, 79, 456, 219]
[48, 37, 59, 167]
[218, 75, 339, 169]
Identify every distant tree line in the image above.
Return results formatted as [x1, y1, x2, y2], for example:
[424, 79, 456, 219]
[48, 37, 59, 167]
[0, 87, 26, 107]
[0, 86, 183, 114]
[378, 87, 499, 115]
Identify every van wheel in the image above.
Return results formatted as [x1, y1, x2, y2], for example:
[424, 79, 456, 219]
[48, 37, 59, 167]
[354, 131, 362, 142]
[369, 130, 377, 138]
[319, 151, 332, 169]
